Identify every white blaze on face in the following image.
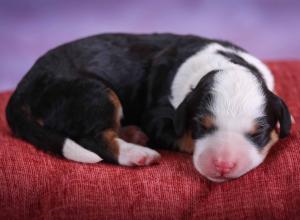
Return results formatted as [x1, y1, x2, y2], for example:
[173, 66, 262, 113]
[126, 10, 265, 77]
[170, 42, 277, 182]
[193, 69, 271, 182]
[170, 43, 274, 109]
[212, 68, 265, 132]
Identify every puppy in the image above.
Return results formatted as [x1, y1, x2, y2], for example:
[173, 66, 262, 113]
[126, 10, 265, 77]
[6, 33, 292, 182]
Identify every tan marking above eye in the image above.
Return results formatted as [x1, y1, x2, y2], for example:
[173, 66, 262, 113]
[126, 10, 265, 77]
[200, 115, 215, 129]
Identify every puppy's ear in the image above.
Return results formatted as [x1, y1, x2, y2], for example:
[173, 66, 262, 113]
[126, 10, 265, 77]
[174, 92, 194, 136]
[269, 92, 292, 138]
[173, 70, 217, 137]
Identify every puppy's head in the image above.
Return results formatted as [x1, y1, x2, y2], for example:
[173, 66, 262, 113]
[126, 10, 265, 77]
[175, 68, 292, 182]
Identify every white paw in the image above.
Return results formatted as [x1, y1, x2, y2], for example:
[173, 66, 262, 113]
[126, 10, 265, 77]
[116, 138, 161, 166]
[62, 138, 103, 163]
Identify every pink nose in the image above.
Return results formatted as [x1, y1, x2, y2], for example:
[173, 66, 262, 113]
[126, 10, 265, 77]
[213, 160, 236, 175]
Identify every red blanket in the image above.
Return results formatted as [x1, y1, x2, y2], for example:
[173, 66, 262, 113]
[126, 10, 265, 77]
[0, 61, 299, 219]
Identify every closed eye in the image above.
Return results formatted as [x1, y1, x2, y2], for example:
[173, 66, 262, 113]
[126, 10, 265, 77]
[246, 117, 270, 137]
[245, 119, 271, 147]
[246, 124, 265, 138]
[200, 122, 216, 132]
[247, 131, 261, 140]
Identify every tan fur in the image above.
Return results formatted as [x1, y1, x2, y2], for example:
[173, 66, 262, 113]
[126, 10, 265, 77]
[108, 89, 122, 131]
[102, 129, 120, 158]
[260, 130, 279, 156]
[201, 115, 215, 129]
[177, 130, 195, 154]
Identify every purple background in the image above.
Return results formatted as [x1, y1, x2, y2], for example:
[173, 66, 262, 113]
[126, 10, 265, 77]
[1, 0, 300, 91]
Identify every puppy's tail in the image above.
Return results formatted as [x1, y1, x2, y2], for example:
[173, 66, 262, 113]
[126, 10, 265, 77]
[5, 90, 102, 163]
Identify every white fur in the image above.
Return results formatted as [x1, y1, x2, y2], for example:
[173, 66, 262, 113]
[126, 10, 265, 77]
[212, 68, 265, 132]
[171, 43, 228, 108]
[235, 50, 274, 91]
[200, 71, 271, 181]
[170, 43, 274, 108]
[116, 138, 161, 166]
[62, 138, 103, 163]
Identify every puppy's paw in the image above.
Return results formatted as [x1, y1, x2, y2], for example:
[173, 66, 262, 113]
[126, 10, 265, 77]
[116, 138, 161, 166]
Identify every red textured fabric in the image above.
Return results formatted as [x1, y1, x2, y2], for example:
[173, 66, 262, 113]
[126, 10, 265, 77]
[0, 61, 300, 220]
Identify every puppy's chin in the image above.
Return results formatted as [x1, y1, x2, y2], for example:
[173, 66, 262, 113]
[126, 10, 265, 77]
[192, 131, 279, 183]
[196, 165, 257, 183]
[205, 176, 232, 183]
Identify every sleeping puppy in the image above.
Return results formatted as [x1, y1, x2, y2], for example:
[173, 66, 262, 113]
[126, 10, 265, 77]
[6, 33, 292, 182]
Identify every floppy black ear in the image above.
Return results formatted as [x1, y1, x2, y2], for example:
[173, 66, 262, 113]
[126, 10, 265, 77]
[174, 91, 196, 137]
[271, 93, 292, 138]
[277, 98, 292, 138]
[173, 70, 218, 137]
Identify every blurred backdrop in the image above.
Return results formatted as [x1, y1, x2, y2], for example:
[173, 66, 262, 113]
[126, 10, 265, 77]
[1, 0, 300, 91]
